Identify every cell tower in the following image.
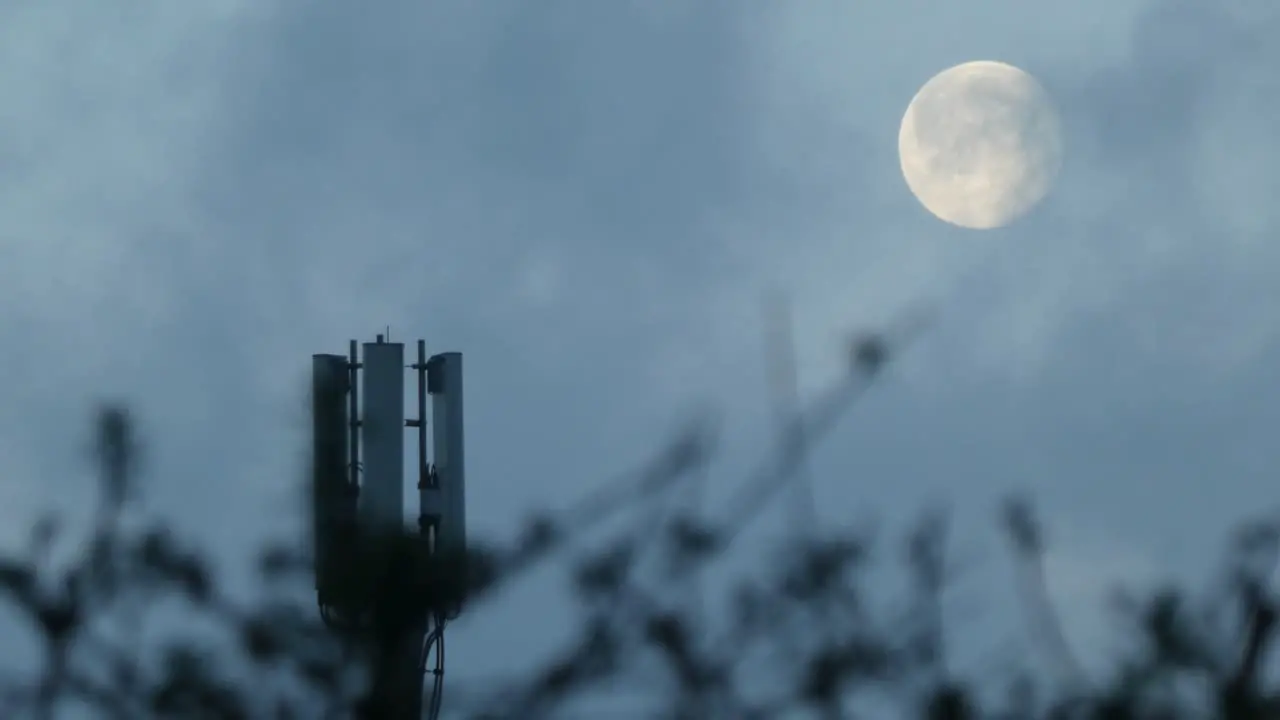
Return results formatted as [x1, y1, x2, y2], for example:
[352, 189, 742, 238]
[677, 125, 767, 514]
[311, 334, 467, 719]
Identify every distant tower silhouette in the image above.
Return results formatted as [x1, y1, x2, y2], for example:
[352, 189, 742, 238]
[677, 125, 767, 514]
[763, 290, 817, 542]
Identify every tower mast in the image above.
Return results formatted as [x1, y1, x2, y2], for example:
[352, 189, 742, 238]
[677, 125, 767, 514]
[312, 333, 468, 718]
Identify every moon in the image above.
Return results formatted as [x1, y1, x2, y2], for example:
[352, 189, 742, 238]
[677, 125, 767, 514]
[898, 60, 1064, 230]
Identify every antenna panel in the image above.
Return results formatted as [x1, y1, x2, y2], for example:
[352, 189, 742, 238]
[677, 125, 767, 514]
[311, 354, 350, 601]
[429, 352, 467, 558]
[361, 341, 405, 537]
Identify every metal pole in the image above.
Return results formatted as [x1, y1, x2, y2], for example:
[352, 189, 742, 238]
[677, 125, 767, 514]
[408, 340, 437, 552]
[360, 557, 429, 720]
[348, 340, 361, 497]
[417, 340, 427, 501]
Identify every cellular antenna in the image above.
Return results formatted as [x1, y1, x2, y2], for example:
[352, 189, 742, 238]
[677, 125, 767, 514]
[310, 335, 468, 719]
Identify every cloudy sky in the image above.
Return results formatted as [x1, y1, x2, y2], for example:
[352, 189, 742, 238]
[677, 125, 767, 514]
[2, 0, 1279, 710]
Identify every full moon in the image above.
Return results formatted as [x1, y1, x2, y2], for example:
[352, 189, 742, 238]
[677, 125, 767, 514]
[898, 60, 1063, 229]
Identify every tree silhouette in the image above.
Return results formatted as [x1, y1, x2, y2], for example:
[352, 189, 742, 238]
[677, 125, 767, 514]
[1, 335, 1277, 718]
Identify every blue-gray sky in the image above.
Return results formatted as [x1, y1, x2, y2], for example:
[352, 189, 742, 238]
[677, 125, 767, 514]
[2, 0, 1279, 708]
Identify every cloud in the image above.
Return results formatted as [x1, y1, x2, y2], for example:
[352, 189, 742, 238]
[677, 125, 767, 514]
[2, 0, 1278, 694]
[0, 2, 274, 532]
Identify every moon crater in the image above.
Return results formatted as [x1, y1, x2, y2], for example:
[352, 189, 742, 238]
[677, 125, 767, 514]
[899, 60, 1063, 230]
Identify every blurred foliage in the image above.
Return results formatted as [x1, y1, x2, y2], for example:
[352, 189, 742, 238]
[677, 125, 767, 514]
[2, 336, 1279, 718]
